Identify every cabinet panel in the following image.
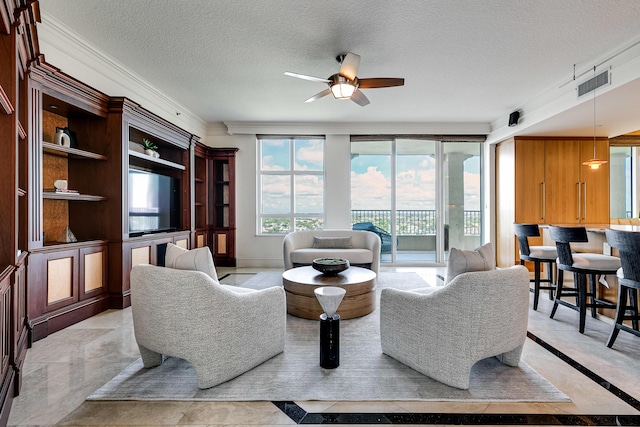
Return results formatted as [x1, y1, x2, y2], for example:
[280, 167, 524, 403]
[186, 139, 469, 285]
[580, 139, 610, 224]
[544, 139, 581, 224]
[80, 245, 107, 299]
[514, 139, 546, 223]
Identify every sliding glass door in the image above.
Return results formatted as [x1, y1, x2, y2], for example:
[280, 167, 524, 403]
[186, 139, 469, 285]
[351, 137, 482, 264]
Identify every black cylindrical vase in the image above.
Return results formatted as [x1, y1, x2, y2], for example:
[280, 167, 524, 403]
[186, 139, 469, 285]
[319, 313, 340, 369]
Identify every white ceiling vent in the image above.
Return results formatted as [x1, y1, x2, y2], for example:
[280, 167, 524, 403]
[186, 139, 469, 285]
[577, 69, 610, 97]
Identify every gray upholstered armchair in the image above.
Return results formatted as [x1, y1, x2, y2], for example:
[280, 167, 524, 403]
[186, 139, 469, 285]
[380, 265, 530, 389]
[130, 264, 286, 389]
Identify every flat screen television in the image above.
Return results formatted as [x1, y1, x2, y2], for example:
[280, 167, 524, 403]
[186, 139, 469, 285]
[128, 168, 179, 236]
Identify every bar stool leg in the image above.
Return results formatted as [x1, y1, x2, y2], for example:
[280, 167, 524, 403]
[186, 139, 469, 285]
[607, 284, 629, 348]
[630, 288, 639, 331]
[577, 273, 587, 334]
[550, 269, 564, 319]
[533, 260, 541, 311]
[546, 261, 555, 300]
[589, 274, 598, 319]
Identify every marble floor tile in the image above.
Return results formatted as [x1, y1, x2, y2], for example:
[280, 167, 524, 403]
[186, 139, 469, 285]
[7, 266, 640, 426]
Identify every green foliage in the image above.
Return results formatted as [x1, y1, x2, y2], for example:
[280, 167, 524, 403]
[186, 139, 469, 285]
[140, 138, 158, 151]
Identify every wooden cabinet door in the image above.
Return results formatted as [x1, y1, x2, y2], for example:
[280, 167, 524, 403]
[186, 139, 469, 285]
[580, 139, 610, 224]
[544, 139, 581, 224]
[514, 139, 546, 223]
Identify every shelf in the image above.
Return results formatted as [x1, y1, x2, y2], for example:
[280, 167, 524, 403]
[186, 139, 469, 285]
[43, 141, 107, 160]
[129, 150, 185, 171]
[43, 192, 107, 201]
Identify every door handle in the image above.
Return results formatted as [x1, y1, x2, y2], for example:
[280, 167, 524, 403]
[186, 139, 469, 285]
[540, 182, 545, 220]
[576, 182, 581, 220]
[583, 182, 587, 220]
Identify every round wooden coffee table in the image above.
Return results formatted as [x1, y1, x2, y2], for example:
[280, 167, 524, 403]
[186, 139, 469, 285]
[282, 266, 377, 320]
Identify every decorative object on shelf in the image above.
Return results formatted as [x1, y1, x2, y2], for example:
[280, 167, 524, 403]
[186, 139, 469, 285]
[55, 126, 78, 148]
[58, 226, 78, 243]
[54, 179, 68, 190]
[312, 257, 350, 276]
[140, 138, 160, 158]
[54, 127, 70, 147]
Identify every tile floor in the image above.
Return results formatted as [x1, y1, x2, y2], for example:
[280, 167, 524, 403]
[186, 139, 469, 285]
[7, 266, 640, 426]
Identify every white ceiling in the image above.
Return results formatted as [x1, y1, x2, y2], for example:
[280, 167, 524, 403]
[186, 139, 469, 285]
[38, 0, 640, 137]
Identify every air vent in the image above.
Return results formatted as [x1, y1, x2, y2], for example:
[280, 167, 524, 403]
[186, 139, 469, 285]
[577, 70, 610, 97]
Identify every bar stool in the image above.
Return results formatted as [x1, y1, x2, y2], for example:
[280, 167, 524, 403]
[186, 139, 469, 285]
[513, 223, 557, 311]
[604, 229, 640, 348]
[548, 226, 619, 334]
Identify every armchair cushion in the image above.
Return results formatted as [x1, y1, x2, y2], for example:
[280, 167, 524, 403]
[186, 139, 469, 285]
[445, 242, 495, 285]
[165, 243, 219, 282]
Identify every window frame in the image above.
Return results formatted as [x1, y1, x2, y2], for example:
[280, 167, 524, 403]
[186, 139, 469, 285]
[257, 135, 326, 235]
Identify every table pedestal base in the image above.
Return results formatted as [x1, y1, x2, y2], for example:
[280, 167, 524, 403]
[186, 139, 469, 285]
[319, 313, 340, 369]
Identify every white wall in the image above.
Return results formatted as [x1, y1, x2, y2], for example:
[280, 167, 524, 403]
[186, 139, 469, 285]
[206, 133, 361, 268]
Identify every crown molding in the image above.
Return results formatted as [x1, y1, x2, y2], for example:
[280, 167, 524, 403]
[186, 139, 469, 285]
[37, 11, 207, 138]
[223, 121, 491, 136]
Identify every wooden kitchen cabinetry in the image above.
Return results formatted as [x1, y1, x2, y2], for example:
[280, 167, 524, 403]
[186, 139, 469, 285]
[496, 136, 610, 267]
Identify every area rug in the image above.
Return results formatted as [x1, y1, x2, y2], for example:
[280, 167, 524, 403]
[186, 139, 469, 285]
[88, 272, 570, 403]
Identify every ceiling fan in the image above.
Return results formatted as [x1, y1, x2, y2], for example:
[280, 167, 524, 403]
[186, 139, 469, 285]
[284, 52, 405, 106]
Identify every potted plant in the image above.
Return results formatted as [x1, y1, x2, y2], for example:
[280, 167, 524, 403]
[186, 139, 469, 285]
[140, 138, 159, 158]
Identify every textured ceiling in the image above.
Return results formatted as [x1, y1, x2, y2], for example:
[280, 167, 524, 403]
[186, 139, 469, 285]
[38, 0, 640, 132]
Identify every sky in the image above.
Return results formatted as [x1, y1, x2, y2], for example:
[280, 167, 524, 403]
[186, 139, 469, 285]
[260, 138, 481, 214]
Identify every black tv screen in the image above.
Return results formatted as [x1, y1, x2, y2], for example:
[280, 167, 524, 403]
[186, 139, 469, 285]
[128, 169, 179, 236]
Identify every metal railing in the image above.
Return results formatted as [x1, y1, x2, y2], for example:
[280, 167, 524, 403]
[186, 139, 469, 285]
[351, 209, 481, 236]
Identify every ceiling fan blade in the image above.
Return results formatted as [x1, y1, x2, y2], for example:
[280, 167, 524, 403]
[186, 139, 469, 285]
[358, 78, 405, 89]
[284, 71, 331, 83]
[339, 52, 360, 80]
[305, 88, 332, 103]
[350, 89, 370, 107]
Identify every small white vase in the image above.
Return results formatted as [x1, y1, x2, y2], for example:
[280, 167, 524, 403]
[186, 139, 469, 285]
[54, 129, 70, 147]
[144, 149, 155, 156]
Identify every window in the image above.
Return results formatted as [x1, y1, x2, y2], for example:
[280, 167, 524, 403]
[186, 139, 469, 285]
[258, 136, 325, 234]
[351, 136, 483, 264]
[610, 145, 635, 219]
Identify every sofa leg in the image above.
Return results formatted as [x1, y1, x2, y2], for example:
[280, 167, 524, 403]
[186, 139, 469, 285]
[138, 344, 163, 368]
[496, 345, 523, 367]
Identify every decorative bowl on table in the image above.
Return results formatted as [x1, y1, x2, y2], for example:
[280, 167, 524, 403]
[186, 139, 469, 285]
[312, 258, 350, 276]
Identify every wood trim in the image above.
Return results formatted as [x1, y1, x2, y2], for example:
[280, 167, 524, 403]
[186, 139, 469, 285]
[30, 58, 109, 117]
[0, 84, 14, 114]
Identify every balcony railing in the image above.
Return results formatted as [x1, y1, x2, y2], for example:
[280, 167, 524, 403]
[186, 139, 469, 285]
[351, 209, 481, 236]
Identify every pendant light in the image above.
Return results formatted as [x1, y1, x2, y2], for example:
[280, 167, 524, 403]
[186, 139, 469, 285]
[582, 66, 608, 170]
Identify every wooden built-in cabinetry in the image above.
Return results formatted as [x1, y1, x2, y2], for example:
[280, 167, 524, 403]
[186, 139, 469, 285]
[0, 4, 238, 423]
[26, 59, 112, 341]
[0, 1, 40, 424]
[191, 143, 238, 265]
[496, 136, 610, 268]
[208, 148, 238, 266]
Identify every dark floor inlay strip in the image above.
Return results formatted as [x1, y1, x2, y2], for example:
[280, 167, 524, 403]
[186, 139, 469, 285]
[273, 402, 640, 425]
[527, 331, 640, 412]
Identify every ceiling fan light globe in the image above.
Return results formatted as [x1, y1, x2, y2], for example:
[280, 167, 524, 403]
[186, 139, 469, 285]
[331, 82, 356, 99]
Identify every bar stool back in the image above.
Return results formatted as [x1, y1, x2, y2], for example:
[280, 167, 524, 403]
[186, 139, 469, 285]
[548, 226, 619, 334]
[603, 229, 640, 348]
[513, 223, 557, 310]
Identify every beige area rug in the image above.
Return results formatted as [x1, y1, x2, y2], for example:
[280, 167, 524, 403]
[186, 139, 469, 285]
[87, 272, 570, 402]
